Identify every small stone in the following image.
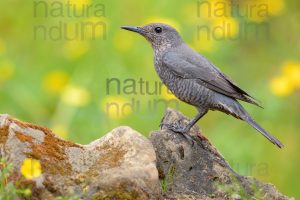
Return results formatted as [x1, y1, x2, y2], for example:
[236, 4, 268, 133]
[231, 194, 242, 200]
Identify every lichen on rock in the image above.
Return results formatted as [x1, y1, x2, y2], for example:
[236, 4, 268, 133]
[0, 115, 160, 199]
[0, 110, 293, 200]
[150, 108, 292, 200]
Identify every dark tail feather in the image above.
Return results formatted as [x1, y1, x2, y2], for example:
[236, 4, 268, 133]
[244, 116, 284, 148]
[218, 97, 283, 148]
[243, 95, 264, 109]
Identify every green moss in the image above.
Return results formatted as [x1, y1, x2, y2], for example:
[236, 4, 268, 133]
[0, 158, 32, 199]
[91, 184, 142, 200]
[160, 165, 176, 193]
[213, 174, 264, 200]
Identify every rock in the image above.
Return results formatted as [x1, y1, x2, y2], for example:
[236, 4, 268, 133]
[0, 110, 293, 200]
[231, 194, 242, 200]
[0, 114, 160, 200]
[149, 108, 292, 200]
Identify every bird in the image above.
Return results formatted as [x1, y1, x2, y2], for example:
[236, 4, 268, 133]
[121, 23, 283, 148]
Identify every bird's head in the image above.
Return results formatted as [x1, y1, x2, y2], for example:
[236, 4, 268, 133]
[121, 23, 183, 48]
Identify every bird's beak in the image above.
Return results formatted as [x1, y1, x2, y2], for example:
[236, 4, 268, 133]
[121, 26, 142, 34]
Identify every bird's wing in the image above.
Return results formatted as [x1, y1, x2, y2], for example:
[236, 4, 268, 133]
[162, 51, 261, 107]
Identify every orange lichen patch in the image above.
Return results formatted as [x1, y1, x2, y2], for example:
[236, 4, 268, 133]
[9, 117, 79, 148]
[92, 182, 142, 200]
[84, 143, 127, 179]
[15, 131, 34, 143]
[11, 118, 57, 138]
[96, 144, 126, 168]
[29, 134, 79, 176]
[5, 116, 82, 176]
[0, 125, 9, 144]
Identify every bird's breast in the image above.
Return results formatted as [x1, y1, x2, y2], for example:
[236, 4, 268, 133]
[153, 59, 212, 107]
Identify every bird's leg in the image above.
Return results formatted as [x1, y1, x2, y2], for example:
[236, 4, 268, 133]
[164, 109, 207, 140]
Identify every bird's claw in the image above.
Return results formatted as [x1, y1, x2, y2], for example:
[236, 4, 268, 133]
[161, 122, 195, 146]
[165, 122, 186, 134]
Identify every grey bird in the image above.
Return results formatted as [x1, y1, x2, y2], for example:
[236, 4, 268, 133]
[121, 23, 283, 148]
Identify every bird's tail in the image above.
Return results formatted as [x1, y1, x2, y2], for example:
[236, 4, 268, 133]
[238, 108, 284, 148]
[215, 96, 283, 148]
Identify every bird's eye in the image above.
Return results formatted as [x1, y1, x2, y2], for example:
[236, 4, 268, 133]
[154, 27, 162, 33]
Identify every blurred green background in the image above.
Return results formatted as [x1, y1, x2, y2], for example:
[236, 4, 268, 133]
[0, 0, 299, 198]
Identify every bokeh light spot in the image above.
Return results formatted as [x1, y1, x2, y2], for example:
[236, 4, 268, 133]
[62, 85, 91, 107]
[269, 76, 293, 97]
[68, 0, 91, 10]
[43, 70, 69, 94]
[63, 41, 89, 60]
[100, 96, 132, 119]
[113, 30, 134, 52]
[282, 61, 300, 88]
[52, 124, 69, 138]
[0, 60, 15, 82]
[0, 38, 5, 55]
[212, 17, 239, 38]
[161, 85, 177, 100]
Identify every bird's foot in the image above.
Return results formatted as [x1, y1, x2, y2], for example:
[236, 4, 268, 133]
[164, 121, 187, 134]
[161, 121, 195, 146]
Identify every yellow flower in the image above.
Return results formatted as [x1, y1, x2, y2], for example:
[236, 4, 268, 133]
[43, 70, 69, 94]
[113, 30, 134, 52]
[20, 158, 42, 180]
[269, 76, 294, 97]
[63, 41, 89, 59]
[143, 17, 181, 32]
[100, 96, 132, 119]
[62, 85, 91, 107]
[282, 61, 300, 88]
[0, 60, 14, 81]
[0, 38, 5, 54]
[51, 124, 69, 138]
